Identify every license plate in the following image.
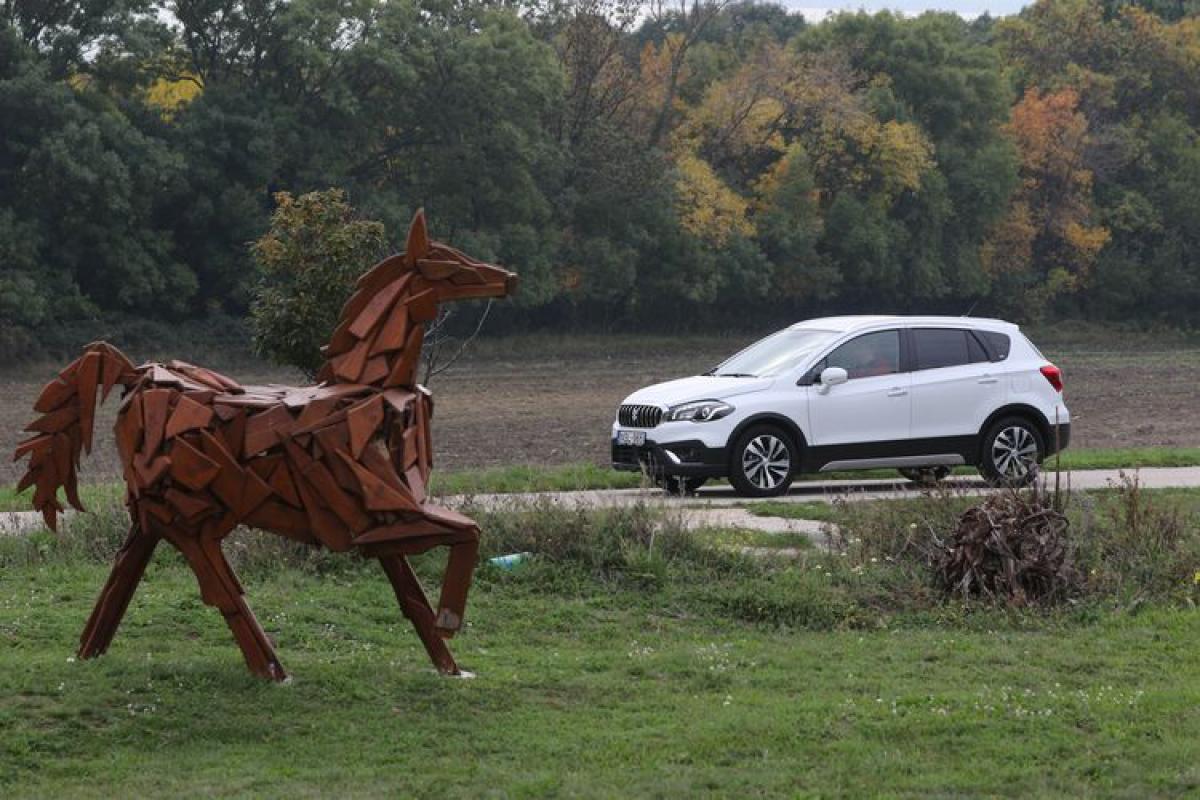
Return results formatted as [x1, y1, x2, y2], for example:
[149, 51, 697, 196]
[616, 430, 646, 446]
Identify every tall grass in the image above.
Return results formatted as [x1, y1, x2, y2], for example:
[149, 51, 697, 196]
[3, 477, 1196, 632]
[822, 474, 1200, 612]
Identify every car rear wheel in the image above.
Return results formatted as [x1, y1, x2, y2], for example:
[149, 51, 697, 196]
[898, 466, 951, 486]
[729, 426, 795, 498]
[979, 417, 1043, 487]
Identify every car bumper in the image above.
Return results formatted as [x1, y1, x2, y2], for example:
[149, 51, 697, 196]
[611, 437, 727, 478]
[1045, 421, 1071, 456]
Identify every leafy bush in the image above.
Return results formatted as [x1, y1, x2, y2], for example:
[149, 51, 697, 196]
[249, 190, 387, 377]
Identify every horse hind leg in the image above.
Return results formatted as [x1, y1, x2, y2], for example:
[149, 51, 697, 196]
[167, 532, 287, 682]
[78, 522, 160, 659]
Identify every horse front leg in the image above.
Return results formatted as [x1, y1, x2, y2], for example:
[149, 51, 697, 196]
[434, 532, 479, 638]
[377, 554, 461, 675]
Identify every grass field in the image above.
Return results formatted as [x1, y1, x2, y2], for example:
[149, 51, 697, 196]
[2, 488, 1198, 796]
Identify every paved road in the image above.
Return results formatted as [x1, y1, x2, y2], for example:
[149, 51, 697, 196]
[3, 467, 1197, 538]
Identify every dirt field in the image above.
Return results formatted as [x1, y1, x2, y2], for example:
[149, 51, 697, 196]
[2, 331, 1198, 483]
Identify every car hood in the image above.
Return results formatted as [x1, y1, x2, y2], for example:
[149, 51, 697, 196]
[621, 375, 774, 408]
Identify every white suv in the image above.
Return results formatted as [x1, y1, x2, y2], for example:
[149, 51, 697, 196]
[612, 316, 1070, 497]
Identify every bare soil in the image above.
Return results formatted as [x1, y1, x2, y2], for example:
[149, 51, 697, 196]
[2, 333, 1198, 483]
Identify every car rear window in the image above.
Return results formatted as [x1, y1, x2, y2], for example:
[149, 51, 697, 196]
[913, 328, 989, 370]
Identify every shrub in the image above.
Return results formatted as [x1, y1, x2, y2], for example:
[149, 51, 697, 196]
[249, 190, 387, 377]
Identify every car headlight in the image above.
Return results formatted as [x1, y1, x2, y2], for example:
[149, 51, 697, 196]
[666, 400, 734, 422]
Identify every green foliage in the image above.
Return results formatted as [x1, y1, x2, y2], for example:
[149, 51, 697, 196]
[0, 26, 193, 349]
[2, 0, 1200, 340]
[249, 190, 386, 376]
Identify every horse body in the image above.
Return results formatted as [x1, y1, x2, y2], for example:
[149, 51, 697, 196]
[13, 211, 516, 680]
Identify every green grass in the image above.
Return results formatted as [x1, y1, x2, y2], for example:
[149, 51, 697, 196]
[430, 462, 648, 495]
[3, 569, 1199, 796]
[3, 559, 1199, 795]
[0, 483, 124, 514]
[749, 486, 1200, 523]
[2, 491, 1199, 796]
[744, 501, 842, 523]
[1054, 446, 1200, 470]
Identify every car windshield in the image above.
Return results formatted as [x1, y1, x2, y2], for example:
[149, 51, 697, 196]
[708, 328, 837, 378]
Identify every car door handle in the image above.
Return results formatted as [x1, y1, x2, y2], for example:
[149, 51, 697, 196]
[978, 375, 999, 385]
[887, 387, 908, 397]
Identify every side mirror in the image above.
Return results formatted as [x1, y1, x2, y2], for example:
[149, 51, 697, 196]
[817, 367, 848, 394]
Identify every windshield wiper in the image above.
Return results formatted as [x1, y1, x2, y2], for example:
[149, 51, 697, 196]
[713, 372, 756, 378]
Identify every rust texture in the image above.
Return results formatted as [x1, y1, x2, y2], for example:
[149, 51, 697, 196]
[12, 211, 517, 680]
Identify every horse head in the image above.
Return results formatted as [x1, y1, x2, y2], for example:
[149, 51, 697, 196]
[318, 210, 517, 387]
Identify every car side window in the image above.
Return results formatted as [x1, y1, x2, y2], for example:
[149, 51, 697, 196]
[913, 328, 988, 370]
[966, 331, 990, 363]
[819, 330, 901, 380]
[980, 331, 1011, 361]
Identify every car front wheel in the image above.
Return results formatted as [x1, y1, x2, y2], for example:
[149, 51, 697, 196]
[729, 426, 796, 498]
[979, 417, 1043, 487]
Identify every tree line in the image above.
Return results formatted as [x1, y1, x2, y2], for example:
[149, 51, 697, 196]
[2, 0, 1199, 357]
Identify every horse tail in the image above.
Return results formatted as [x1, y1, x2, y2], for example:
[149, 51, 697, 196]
[13, 342, 139, 530]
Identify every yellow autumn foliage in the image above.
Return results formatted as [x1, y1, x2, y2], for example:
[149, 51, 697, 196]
[980, 201, 1036, 276]
[873, 120, 935, 197]
[678, 45, 793, 162]
[144, 74, 204, 120]
[1063, 220, 1110, 259]
[810, 115, 933, 200]
[674, 150, 753, 245]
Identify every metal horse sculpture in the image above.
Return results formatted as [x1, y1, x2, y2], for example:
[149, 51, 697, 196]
[12, 211, 517, 680]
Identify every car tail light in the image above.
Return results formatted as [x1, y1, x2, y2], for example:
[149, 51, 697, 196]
[1040, 364, 1063, 393]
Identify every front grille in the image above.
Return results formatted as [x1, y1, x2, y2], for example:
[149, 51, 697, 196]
[618, 404, 663, 428]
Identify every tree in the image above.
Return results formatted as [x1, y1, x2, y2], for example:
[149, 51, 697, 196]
[640, 0, 731, 148]
[0, 27, 192, 331]
[984, 87, 1109, 315]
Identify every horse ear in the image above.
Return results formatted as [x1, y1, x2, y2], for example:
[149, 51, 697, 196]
[405, 209, 431, 265]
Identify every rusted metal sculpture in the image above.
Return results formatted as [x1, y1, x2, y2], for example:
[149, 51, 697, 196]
[12, 211, 517, 680]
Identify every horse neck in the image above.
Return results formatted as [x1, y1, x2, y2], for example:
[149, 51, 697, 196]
[319, 271, 436, 389]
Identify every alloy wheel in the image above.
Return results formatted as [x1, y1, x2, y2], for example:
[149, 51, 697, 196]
[991, 425, 1039, 479]
[742, 434, 791, 491]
